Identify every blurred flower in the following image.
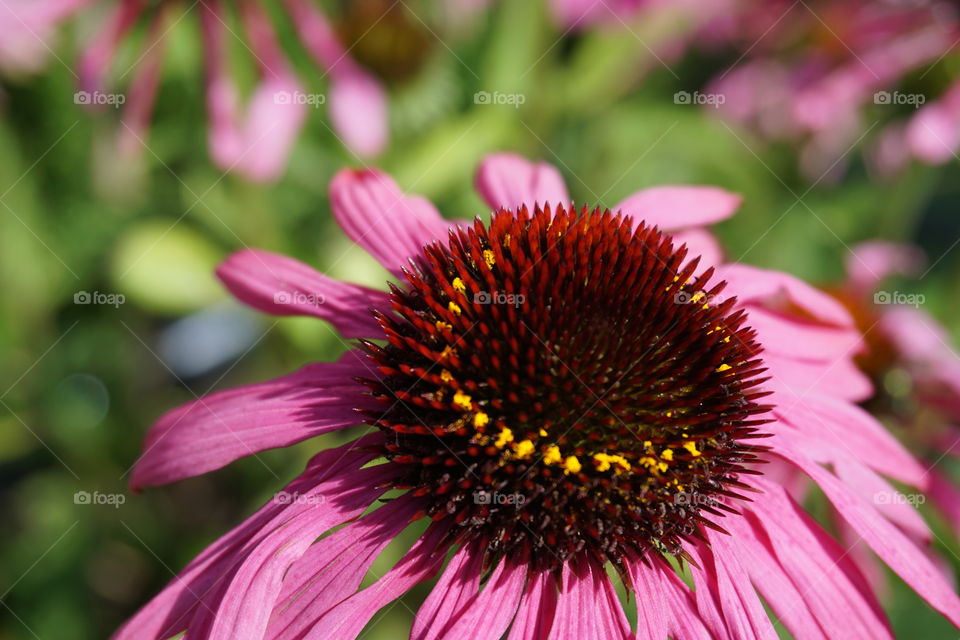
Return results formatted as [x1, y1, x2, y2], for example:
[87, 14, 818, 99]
[2, 0, 389, 181]
[699, 0, 960, 177]
[833, 242, 960, 536]
[115, 154, 959, 639]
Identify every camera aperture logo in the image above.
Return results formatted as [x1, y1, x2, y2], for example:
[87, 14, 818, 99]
[473, 490, 526, 506]
[873, 290, 924, 308]
[74, 490, 126, 508]
[474, 90, 526, 108]
[273, 291, 326, 305]
[473, 290, 525, 307]
[74, 290, 125, 308]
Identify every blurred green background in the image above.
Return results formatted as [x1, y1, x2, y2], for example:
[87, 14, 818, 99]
[1, 2, 959, 638]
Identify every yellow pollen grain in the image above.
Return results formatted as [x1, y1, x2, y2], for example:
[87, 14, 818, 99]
[440, 369, 453, 383]
[452, 277, 466, 293]
[661, 449, 674, 461]
[513, 439, 535, 459]
[724, 336, 731, 343]
[643, 440, 652, 449]
[594, 453, 630, 473]
[543, 445, 562, 465]
[435, 320, 452, 332]
[691, 291, 706, 304]
[448, 301, 462, 316]
[538, 428, 548, 437]
[494, 427, 514, 448]
[562, 456, 582, 474]
[683, 441, 702, 457]
[716, 364, 732, 372]
[453, 390, 472, 410]
[483, 250, 496, 268]
[657, 462, 669, 473]
[504, 234, 511, 247]
[473, 412, 489, 428]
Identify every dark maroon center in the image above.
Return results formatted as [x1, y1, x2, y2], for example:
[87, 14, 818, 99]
[360, 203, 771, 572]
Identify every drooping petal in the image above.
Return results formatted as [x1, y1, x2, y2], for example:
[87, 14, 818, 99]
[216, 248, 387, 338]
[113, 440, 388, 640]
[411, 543, 485, 640]
[436, 556, 527, 639]
[744, 306, 863, 361]
[627, 556, 713, 640]
[551, 559, 630, 640]
[506, 570, 556, 640]
[686, 539, 779, 640]
[765, 354, 873, 403]
[329, 168, 458, 276]
[298, 523, 451, 640]
[269, 495, 419, 640]
[615, 185, 741, 232]
[719, 263, 854, 327]
[474, 153, 570, 214]
[328, 67, 388, 157]
[130, 350, 375, 489]
[743, 477, 893, 639]
[776, 446, 960, 627]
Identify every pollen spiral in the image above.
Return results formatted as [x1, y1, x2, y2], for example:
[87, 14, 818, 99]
[360, 203, 771, 572]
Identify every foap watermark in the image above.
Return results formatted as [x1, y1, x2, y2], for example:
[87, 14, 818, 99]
[673, 290, 729, 307]
[474, 90, 526, 108]
[74, 490, 126, 508]
[274, 90, 326, 108]
[74, 290, 125, 308]
[473, 490, 526, 506]
[674, 90, 725, 108]
[473, 290, 525, 307]
[873, 492, 925, 506]
[873, 290, 925, 308]
[874, 90, 925, 108]
[273, 491, 325, 506]
[74, 90, 126, 108]
[273, 291, 326, 305]
[673, 492, 715, 507]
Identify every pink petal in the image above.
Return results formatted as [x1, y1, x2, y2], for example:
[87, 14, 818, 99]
[833, 458, 931, 542]
[269, 496, 419, 640]
[474, 153, 569, 214]
[929, 467, 960, 535]
[130, 350, 376, 489]
[844, 241, 924, 293]
[299, 524, 451, 639]
[770, 388, 927, 487]
[670, 228, 725, 273]
[412, 543, 485, 640]
[551, 559, 630, 640]
[731, 480, 892, 639]
[76, 0, 143, 93]
[216, 248, 387, 338]
[719, 263, 854, 327]
[907, 99, 960, 165]
[115, 5, 169, 157]
[745, 306, 863, 361]
[627, 556, 713, 640]
[113, 440, 387, 640]
[686, 539, 779, 640]
[438, 556, 526, 639]
[506, 571, 557, 640]
[615, 185, 742, 232]
[765, 354, 873, 403]
[329, 168, 457, 276]
[329, 68, 388, 157]
[776, 446, 960, 627]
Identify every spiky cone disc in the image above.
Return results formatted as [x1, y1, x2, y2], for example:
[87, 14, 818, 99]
[360, 203, 772, 573]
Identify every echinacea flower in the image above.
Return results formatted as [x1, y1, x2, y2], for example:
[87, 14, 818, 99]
[117, 153, 960, 639]
[2, 0, 387, 181]
[700, 0, 960, 177]
[833, 241, 960, 539]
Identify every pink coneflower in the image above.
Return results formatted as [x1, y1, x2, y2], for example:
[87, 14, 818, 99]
[833, 242, 960, 538]
[2, 0, 387, 181]
[701, 0, 960, 176]
[117, 153, 960, 639]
